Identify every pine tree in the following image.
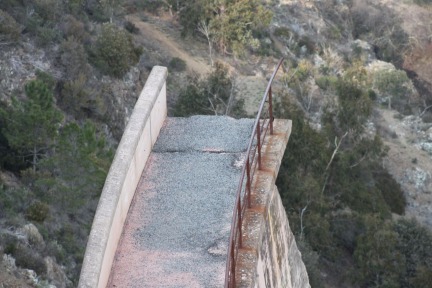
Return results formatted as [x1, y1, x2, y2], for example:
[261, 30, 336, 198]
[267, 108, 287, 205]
[1, 79, 63, 171]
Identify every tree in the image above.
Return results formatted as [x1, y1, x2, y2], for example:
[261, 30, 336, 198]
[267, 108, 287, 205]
[178, 0, 272, 56]
[92, 23, 141, 78]
[209, 0, 272, 56]
[354, 216, 406, 288]
[0, 79, 63, 172]
[38, 122, 112, 210]
[373, 69, 413, 111]
[174, 63, 241, 116]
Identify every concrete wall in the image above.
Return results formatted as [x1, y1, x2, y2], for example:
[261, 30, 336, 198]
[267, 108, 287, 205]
[255, 186, 311, 288]
[78, 66, 168, 288]
[235, 119, 310, 288]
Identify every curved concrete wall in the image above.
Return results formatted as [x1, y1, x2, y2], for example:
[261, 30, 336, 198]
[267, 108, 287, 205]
[78, 66, 168, 288]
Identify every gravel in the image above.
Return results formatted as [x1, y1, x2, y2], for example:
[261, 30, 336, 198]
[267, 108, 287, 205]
[109, 116, 254, 287]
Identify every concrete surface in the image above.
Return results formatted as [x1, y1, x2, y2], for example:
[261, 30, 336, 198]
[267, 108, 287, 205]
[108, 116, 254, 288]
[78, 66, 167, 288]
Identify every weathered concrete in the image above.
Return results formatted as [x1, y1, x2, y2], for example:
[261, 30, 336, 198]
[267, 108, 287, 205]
[78, 66, 168, 288]
[108, 116, 255, 288]
[235, 119, 310, 288]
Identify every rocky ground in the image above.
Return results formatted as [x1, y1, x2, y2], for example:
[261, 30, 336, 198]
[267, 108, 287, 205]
[2, 0, 432, 286]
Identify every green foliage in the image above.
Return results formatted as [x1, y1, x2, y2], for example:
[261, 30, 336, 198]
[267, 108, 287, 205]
[91, 23, 141, 77]
[60, 15, 89, 42]
[354, 216, 406, 288]
[0, 185, 30, 218]
[373, 167, 406, 215]
[174, 63, 243, 116]
[209, 0, 272, 56]
[26, 200, 50, 222]
[0, 79, 63, 171]
[60, 74, 106, 118]
[178, 0, 272, 56]
[168, 57, 187, 72]
[0, 9, 21, 42]
[373, 69, 413, 112]
[37, 121, 112, 209]
[14, 245, 47, 275]
[60, 37, 90, 80]
[332, 65, 372, 136]
[394, 219, 432, 287]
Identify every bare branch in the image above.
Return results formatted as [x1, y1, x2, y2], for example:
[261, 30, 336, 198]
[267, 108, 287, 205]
[325, 131, 348, 171]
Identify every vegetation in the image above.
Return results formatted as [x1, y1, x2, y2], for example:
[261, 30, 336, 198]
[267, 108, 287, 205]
[0, 0, 432, 287]
[174, 63, 244, 116]
[0, 73, 113, 285]
[91, 23, 142, 78]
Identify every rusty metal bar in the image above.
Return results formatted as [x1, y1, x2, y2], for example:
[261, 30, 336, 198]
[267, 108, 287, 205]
[257, 123, 262, 170]
[269, 87, 274, 135]
[224, 58, 284, 288]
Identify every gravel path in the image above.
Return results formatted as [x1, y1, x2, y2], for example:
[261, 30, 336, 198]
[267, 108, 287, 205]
[108, 116, 254, 288]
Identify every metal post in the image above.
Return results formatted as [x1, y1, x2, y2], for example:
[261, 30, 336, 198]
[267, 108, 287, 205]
[269, 86, 274, 135]
[237, 200, 242, 248]
[257, 124, 262, 170]
[246, 158, 251, 208]
[231, 246, 235, 287]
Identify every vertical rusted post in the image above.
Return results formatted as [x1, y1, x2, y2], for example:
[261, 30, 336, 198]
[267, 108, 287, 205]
[237, 200, 242, 248]
[269, 86, 274, 135]
[246, 158, 251, 208]
[257, 123, 262, 170]
[231, 245, 235, 287]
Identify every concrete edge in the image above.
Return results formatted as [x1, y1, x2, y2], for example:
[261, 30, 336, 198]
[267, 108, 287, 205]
[78, 66, 168, 288]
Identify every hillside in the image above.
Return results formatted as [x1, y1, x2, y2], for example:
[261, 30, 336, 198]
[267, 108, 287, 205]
[1, 0, 432, 287]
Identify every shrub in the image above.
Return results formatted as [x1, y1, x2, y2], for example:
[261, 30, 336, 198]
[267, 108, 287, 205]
[394, 219, 432, 287]
[0, 9, 21, 42]
[124, 20, 139, 34]
[60, 37, 90, 80]
[92, 23, 141, 77]
[60, 15, 88, 42]
[168, 57, 187, 72]
[60, 74, 106, 118]
[26, 201, 50, 222]
[354, 216, 406, 288]
[174, 63, 241, 116]
[14, 245, 47, 275]
[373, 167, 406, 215]
[373, 69, 414, 112]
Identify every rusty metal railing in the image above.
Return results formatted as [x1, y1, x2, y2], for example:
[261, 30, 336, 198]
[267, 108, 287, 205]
[224, 58, 285, 287]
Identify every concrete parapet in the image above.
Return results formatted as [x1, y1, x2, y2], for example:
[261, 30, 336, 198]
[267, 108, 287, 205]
[78, 66, 168, 288]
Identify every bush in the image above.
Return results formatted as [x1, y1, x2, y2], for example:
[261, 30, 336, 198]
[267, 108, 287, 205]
[373, 167, 406, 215]
[91, 23, 141, 77]
[124, 20, 139, 34]
[168, 57, 186, 72]
[60, 37, 90, 80]
[60, 15, 88, 42]
[26, 201, 49, 222]
[0, 9, 21, 42]
[14, 245, 47, 275]
[394, 219, 432, 287]
[354, 216, 406, 288]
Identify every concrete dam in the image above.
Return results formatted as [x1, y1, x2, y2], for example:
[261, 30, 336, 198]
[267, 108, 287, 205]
[78, 61, 310, 287]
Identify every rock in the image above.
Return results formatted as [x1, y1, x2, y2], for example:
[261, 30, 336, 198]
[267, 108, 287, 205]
[2, 253, 17, 270]
[403, 167, 430, 191]
[18, 223, 45, 250]
[45, 256, 71, 288]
